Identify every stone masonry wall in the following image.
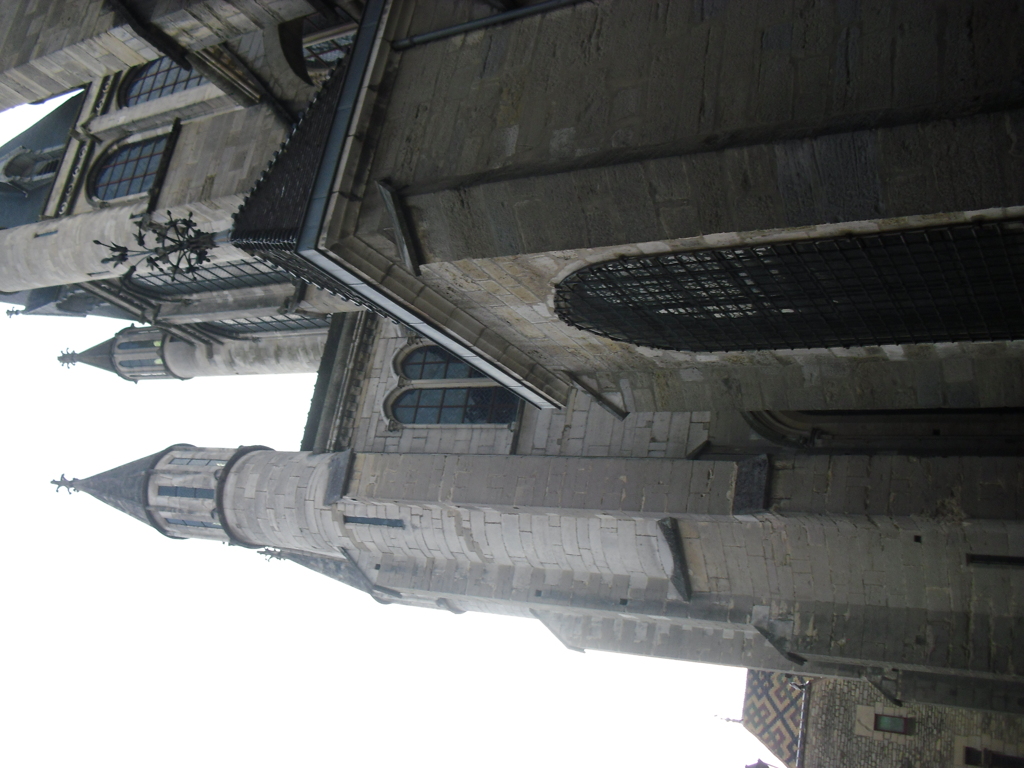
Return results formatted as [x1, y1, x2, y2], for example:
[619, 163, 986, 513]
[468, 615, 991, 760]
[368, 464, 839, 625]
[328, 0, 1024, 414]
[162, 331, 326, 377]
[347, 452, 737, 517]
[0, 0, 314, 109]
[772, 455, 1024, 521]
[804, 677, 1024, 768]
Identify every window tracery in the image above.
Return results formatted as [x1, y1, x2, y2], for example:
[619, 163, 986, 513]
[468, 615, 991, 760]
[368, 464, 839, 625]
[91, 136, 168, 200]
[122, 57, 208, 107]
[387, 345, 518, 426]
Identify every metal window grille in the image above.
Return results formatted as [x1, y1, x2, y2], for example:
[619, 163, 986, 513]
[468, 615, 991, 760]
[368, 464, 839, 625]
[157, 486, 215, 499]
[304, 33, 355, 72]
[392, 387, 518, 425]
[202, 314, 332, 336]
[554, 220, 1024, 352]
[123, 57, 208, 107]
[401, 345, 486, 380]
[128, 258, 291, 297]
[92, 137, 168, 200]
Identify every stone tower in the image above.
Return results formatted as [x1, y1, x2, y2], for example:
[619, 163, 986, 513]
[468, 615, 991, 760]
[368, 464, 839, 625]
[69, 443, 1024, 716]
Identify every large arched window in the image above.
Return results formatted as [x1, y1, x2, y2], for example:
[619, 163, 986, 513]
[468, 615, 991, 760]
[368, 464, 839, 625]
[554, 220, 1024, 352]
[91, 136, 168, 200]
[122, 57, 207, 107]
[389, 345, 518, 425]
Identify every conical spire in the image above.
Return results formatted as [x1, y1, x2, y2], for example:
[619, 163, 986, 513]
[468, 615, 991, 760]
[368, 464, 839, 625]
[58, 338, 115, 373]
[54, 445, 191, 530]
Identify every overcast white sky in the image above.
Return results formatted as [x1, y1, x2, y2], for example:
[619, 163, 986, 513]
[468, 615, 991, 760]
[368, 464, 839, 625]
[0, 96, 775, 768]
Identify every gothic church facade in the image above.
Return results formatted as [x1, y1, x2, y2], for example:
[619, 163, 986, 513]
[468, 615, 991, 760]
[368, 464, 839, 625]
[4, 1, 1024, 756]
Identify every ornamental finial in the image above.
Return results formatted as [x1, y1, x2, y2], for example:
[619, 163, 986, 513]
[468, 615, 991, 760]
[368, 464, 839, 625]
[50, 474, 78, 494]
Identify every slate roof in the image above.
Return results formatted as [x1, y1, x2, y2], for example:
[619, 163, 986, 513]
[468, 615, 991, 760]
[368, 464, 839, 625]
[73, 445, 190, 533]
[59, 338, 116, 373]
[742, 670, 808, 768]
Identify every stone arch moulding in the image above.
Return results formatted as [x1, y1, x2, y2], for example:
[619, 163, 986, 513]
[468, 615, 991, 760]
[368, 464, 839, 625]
[553, 219, 1024, 353]
[743, 408, 1024, 456]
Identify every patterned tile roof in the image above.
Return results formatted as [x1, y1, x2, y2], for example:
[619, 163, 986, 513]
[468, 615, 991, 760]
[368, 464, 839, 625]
[742, 670, 808, 768]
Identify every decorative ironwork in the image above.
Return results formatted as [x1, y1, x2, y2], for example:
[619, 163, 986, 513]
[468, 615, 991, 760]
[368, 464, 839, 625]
[95, 211, 218, 287]
[91, 136, 168, 200]
[392, 387, 518, 425]
[122, 57, 207, 106]
[128, 257, 290, 297]
[554, 221, 1024, 352]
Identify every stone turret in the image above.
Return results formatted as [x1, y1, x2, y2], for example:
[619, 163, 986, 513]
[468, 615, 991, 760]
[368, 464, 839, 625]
[67, 444, 1024, 714]
[59, 325, 327, 381]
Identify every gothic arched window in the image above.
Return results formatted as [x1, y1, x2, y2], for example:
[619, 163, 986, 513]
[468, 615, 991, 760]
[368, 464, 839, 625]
[389, 345, 518, 426]
[91, 136, 169, 200]
[554, 221, 1024, 352]
[122, 57, 207, 107]
[401, 345, 486, 380]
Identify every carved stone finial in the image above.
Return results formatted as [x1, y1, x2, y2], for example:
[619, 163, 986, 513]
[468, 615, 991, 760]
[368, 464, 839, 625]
[51, 474, 78, 494]
[58, 349, 78, 367]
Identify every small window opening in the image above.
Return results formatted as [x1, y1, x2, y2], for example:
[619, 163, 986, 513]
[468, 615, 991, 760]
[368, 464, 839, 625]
[343, 515, 404, 528]
[967, 554, 1024, 568]
[965, 747, 1024, 767]
[169, 458, 227, 467]
[118, 357, 163, 368]
[158, 486, 215, 499]
[873, 715, 912, 734]
[117, 339, 162, 351]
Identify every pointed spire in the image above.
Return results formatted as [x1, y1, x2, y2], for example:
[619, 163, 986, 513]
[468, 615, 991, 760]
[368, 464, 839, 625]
[57, 338, 115, 373]
[58, 446, 192, 530]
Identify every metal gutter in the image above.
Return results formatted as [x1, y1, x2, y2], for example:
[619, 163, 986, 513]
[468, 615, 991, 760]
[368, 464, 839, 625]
[294, 0, 560, 410]
[391, 0, 588, 51]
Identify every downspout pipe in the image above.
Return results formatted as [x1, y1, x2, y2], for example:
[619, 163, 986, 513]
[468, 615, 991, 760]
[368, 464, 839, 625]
[392, 0, 590, 51]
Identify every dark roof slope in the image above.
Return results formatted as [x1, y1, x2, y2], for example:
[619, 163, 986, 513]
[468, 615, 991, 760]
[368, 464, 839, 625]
[231, 60, 350, 250]
[73, 445, 189, 531]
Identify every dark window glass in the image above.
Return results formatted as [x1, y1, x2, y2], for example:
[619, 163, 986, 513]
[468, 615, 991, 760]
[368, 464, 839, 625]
[117, 339, 161, 350]
[873, 715, 911, 734]
[966, 554, 1024, 567]
[157, 486, 215, 499]
[118, 357, 162, 368]
[401, 345, 486, 380]
[555, 221, 1024, 352]
[128, 259, 290, 297]
[392, 387, 518, 425]
[92, 137, 168, 200]
[342, 516, 404, 528]
[123, 57, 208, 106]
[164, 517, 222, 529]
[169, 458, 226, 467]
